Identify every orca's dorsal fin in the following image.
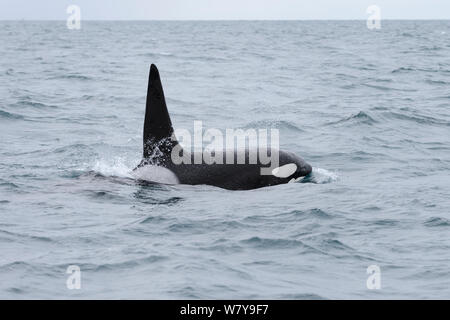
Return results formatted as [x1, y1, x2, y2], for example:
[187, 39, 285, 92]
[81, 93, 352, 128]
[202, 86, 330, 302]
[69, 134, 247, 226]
[143, 64, 178, 161]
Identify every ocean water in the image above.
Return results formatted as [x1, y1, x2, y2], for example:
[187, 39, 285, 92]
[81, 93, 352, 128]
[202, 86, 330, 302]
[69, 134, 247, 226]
[0, 21, 450, 299]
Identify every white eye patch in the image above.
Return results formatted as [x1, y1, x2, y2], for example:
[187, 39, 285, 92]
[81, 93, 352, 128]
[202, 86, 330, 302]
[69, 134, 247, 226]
[271, 163, 297, 178]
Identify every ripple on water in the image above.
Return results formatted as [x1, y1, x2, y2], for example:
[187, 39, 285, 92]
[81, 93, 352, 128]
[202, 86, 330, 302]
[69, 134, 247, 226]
[48, 74, 92, 81]
[12, 99, 59, 109]
[276, 208, 334, 221]
[392, 67, 416, 73]
[281, 293, 326, 300]
[243, 120, 304, 133]
[0, 109, 24, 120]
[327, 111, 377, 126]
[87, 255, 169, 272]
[240, 237, 307, 249]
[317, 239, 357, 258]
[424, 217, 450, 227]
[382, 111, 450, 127]
[139, 215, 170, 224]
[370, 219, 400, 227]
[0, 229, 54, 243]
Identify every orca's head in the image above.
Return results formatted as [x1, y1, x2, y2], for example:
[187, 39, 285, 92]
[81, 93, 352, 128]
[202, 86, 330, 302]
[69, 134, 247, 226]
[262, 150, 312, 185]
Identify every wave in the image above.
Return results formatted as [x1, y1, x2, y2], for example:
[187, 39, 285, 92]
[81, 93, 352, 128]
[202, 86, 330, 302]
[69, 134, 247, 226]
[420, 45, 443, 51]
[425, 79, 450, 85]
[243, 120, 304, 132]
[0, 109, 24, 120]
[400, 32, 415, 38]
[138, 51, 174, 58]
[276, 208, 333, 220]
[362, 83, 417, 92]
[133, 189, 183, 205]
[5, 256, 171, 274]
[240, 236, 308, 249]
[320, 239, 355, 253]
[370, 219, 399, 227]
[52, 143, 94, 155]
[327, 111, 376, 126]
[392, 67, 415, 73]
[88, 255, 168, 271]
[424, 217, 450, 227]
[0, 181, 20, 189]
[383, 111, 450, 127]
[393, 66, 450, 74]
[12, 99, 58, 109]
[48, 74, 92, 80]
[0, 229, 53, 243]
[139, 215, 170, 224]
[281, 293, 326, 299]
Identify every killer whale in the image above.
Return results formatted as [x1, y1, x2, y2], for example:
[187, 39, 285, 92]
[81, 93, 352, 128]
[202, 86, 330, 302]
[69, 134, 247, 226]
[134, 64, 312, 190]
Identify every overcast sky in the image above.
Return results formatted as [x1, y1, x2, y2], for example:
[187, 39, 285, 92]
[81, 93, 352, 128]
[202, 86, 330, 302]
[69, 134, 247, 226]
[0, 0, 449, 20]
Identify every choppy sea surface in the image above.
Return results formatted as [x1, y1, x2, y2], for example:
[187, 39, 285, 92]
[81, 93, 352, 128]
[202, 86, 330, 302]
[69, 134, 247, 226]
[0, 21, 449, 299]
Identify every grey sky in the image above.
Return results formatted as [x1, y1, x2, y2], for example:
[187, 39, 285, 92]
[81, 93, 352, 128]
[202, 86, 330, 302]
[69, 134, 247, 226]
[0, 0, 449, 20]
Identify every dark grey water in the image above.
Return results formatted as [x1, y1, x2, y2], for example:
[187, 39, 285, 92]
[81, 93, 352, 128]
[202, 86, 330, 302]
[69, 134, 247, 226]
[0, 21, 449, 299]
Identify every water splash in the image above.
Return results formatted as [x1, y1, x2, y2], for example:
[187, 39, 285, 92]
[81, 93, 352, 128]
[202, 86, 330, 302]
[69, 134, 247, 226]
[91, 157, 135, 178]
[301, 167, 339, 184]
